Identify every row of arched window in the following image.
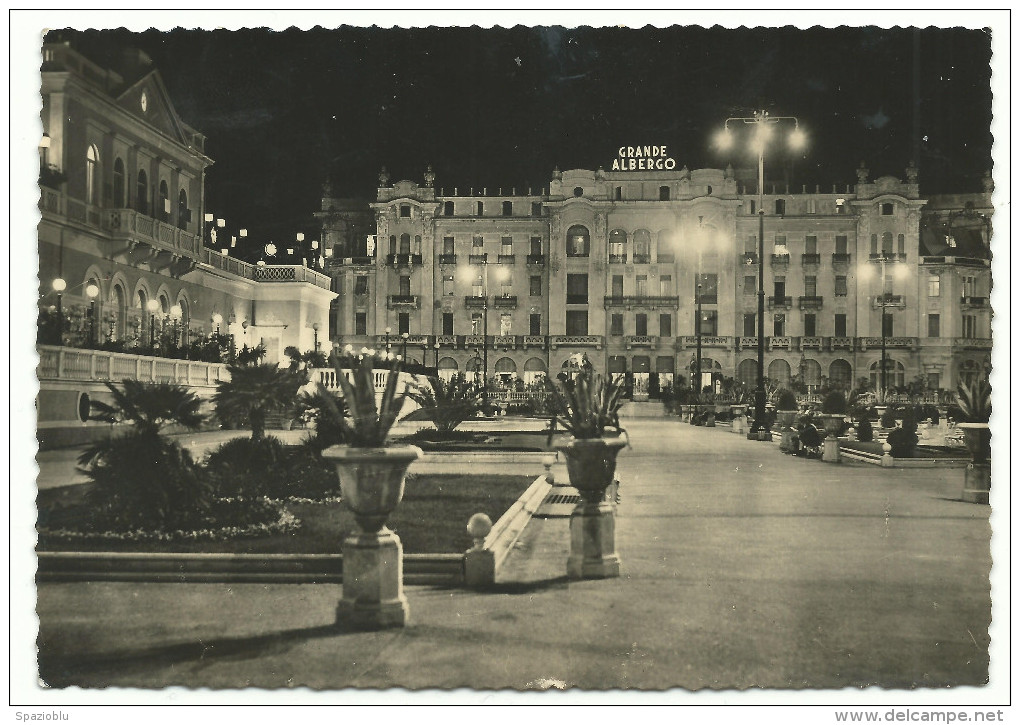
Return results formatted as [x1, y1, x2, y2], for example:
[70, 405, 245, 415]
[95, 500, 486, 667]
[82, 144, 192, 230]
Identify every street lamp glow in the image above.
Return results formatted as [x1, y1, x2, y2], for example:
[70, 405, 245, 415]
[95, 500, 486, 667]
[204, 212, 214, 223]
[169, 304, 183, 320]
[715, 128, 733, 150]
[216, 218, 226, 228]
[893, 262, 910, 280]
[239, 229, 247, 238]
[85, 283, 99, 299]
[265, 243, 277, 256]
[296, 232, 305, 242]
[146, 299, 160, 313]
[211, 313, 223, 326]
[789, 127, 806, 150]
[51, 278, 66, 292]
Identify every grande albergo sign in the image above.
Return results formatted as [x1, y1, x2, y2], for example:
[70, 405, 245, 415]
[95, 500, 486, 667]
[611, 145, 677, 171]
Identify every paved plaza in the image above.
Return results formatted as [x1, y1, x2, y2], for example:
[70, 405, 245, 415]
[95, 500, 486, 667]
[33, 419, 992, 690]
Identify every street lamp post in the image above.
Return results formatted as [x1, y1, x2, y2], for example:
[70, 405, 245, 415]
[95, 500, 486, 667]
[312, 321, 320, 353]
[52, 278, 66, 345]
[433, 341, 440, 368]
[146, 299, 159, 349]
[861, 253, 906, 394]
[170, 304, 183, 348]
[85, 283, 99, 347]
[385, 326, 391, 353]
[401, 331, 409, 361]
[718, 111, 806, 441]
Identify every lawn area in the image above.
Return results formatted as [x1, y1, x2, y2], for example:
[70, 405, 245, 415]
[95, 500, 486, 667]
[36, 473, 534, 555]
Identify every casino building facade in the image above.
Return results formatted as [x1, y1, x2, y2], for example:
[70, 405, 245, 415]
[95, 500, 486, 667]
[320, 158, 993, 396]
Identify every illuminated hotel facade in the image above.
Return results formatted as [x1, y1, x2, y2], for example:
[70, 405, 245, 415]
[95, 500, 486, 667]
[321, 153, 993, 396]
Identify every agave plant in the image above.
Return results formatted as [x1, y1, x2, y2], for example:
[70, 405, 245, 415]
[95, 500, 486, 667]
[406, 373, 483, 434]
[956, 378, 992, 423]
[331, 353, 409, 447]
[544, 371, 625, 439]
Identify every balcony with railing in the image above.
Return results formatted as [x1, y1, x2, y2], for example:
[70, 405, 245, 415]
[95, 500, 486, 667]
[738, 336, 758, 349]
[550, 335, 603, 349]
[632, 254, 651, 264]
[678, 336, 731, 350]
[625, 335, 656, 348]
[386, 294, 420, 310]
[961, 295, 989, 307]
[438, 254, 457, 265]
[522, 335, 547, 349]
[37, 345, 228, 387]
[497, 254, 516, 264]
[873, 293, 905, 308]
[767, 296, 793, 309]
[832, 253, 852, 265]
[740, 252, 759, 266]
[339, 255, 374, 266]
[799, 336, 825, 350]
[469, 253, 488, 264]
[254, 265, 333, 290]
[858, 337, 918, 350]
[953, 337, 992, 350]
[768, 336, 793, 350]
[801, 253, 821, 266]
[609, 253, 628, 264]
[603, 295, 680, 309]
[491, 335, 517, 349]
[436, 335, 458, 347]
[798, 295, 823, 310]
[770, 254, 790, 266]
[526, 254, 546, 265]
[830, 336, 854, 349]
[385, 253, 424, 266]
[493, 295, 518, 308]
[869, 252, 908, 262]
[464, 295, 488, 308]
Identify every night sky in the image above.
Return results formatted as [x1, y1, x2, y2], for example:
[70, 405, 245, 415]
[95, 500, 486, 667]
[47, 25, 993, 258]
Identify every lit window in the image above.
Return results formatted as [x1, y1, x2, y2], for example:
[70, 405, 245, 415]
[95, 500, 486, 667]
[927, 274, 940, 297]
[85, 144, 99, 205]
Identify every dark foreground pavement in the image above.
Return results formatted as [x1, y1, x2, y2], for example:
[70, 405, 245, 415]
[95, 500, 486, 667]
[35, 420, 991, 690]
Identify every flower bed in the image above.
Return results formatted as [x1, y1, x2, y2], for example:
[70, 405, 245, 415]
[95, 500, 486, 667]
[36, 474, 533, 555]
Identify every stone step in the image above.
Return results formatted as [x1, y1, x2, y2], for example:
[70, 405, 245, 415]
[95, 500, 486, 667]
[618, 401, 668, 418]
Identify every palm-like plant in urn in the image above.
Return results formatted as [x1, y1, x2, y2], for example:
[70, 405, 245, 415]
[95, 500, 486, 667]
[320, 352, 420, 629]
[545, 370, 628, 579]
[955, 378, 991, 504]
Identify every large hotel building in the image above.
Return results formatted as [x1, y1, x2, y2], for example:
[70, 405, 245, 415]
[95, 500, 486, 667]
[320, 159, 993, 394]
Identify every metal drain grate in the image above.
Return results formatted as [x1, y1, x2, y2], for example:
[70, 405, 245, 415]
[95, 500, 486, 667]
[543, 493, 581, 505]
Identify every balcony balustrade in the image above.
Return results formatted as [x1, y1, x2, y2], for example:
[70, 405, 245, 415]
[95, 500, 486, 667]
[549, 335, 603, 350]
[522, 335, 547, 349]
[830, 336, 854, 349]
[438, 254, 457, 265]
[526, 254, 546, 265]
[768, 336, 793, 350]
[491, 335, 517, 349]
[770, 254, 790, 266]
[869, 252, 908, 262]
[799, 336, 825, 350]
[632, 254, 651, 264]
[497, 254, 516, 264]
[464, 335, 486, 348]
[469, 253, 488, 264]
[254, 265, 332, 289]
[493, 295, 518, 308]
[386, 294, 420, 309]
[798, 295, 823, 310]
[625, 335, 656, 348]
[678, 336, 731, 349]
[801, 253, 821, 265]
[767, 296, 793, 309]
[385, 253, 423, 266]
[740, 252, 759, 266]
[436, 335, 458, 347]
[832, 253, 852, 265]
[609, 254, 628, 264]
[874, 293, 905, 307]
[36, 345, 228, 387]
[603, 295, 680, 309]
[341, 255, 374, 265]
[738, 336, 758, 349]
[953, 337, 992, 350]
[464, 295, 488, 308]
[961, 296, 989, 307]
[858, 336, 918, 350]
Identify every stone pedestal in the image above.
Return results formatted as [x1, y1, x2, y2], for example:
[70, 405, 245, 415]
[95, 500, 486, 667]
[567, 500, 620, 579]
[732, 414, 747, 434]
[822, 437, 841, 463]
[961, 463, 991, 504]
[337, 529, 408, 629]
[780, 428, 796, 452]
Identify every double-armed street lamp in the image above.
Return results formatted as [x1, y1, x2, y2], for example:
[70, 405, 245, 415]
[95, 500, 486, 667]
[212, 313, 222, 336]
[384, 326, 392, 353]
[859, 253, 909, 393]
[460, 262, 510, 402]
[313, 321, 320, 353]
[401, 331, 409, 361]
[717, 111, 806, 440]
[169, 304, 183, 348]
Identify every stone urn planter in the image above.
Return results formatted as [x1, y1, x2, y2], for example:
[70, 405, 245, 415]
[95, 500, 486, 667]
[323, 444, 422, 629]
[557, 435, 628, 579]
[731, 404, 748, 434]
[777, 410, 798, 452]
[820, 414, 844, 463]
[957, 423, 991, 504]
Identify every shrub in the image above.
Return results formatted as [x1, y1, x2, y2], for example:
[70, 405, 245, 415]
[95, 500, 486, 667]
[821, 390, 847, 415]
[857, 418, 874, 442]
[799, 424, 823, 454]
[296, 387, 349, 451]
[777, 389, 798, 411]
[887, 426, 919, 458]
[544, 371, 625, 439]
[80, 431, 212, 530]
[205, 436, 290, 498]
[213, 363, 304, 441]
[880, 407, 899, 429]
